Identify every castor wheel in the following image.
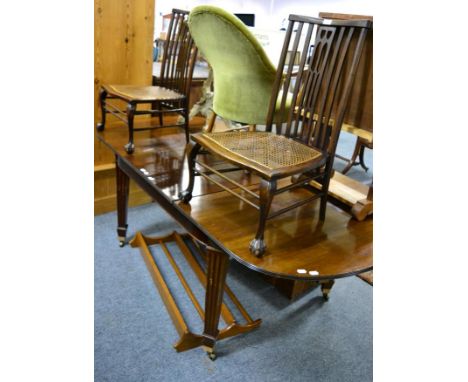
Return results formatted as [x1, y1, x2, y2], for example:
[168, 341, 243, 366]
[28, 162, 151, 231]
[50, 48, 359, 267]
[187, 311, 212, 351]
[320, 280, 334, 301]
[207, 351, 217, 361]
[249, 238, 266, 257]
[124, 142, 135, 154]
[119, 241, 125, 247]
[96, 122, 105, 132]
[179, 190, 193, 203]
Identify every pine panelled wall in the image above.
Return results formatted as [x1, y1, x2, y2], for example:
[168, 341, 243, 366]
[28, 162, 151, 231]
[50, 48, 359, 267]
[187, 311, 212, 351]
[94, 0, 156, 214]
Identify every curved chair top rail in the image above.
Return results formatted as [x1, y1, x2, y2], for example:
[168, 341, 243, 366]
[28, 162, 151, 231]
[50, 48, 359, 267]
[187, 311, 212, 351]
[189, 5, 276, 75]
[289, 14, 373, 29]
[188, 5, 278, 125]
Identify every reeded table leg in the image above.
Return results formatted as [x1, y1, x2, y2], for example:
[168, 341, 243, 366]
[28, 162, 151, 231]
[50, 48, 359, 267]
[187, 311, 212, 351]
[116, 156, 130, 247]
[358, 141, 369, 172]
[202, 246, 230, 360]
[182, 99, 190, 144]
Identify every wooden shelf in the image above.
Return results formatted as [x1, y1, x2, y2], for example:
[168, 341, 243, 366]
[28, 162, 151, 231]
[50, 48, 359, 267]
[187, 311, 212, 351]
[311, 171, 373, 221]
[94, 163, 115, 172]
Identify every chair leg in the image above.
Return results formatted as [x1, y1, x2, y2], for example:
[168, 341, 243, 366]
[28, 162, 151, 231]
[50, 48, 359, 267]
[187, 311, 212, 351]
[249, 179, 277, 257]
[319, 162, 334, 221]
[158, 102, 164, 127]
[124, 102, 136, 154]
[341, 137, 361, 175]
[320, 280, 335, 300]
[358, 141, 369, 172]
[149, 99, 164, 127]
[204, 111, 217, 133]
[183, 101, 190, 144]
[179, 142, 202, 203]
[96, 88, 107, 131]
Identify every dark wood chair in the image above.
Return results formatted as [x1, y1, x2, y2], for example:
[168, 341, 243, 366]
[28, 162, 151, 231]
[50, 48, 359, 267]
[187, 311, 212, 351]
[181, 11, 372, 256]
[96, 9, 198, 153]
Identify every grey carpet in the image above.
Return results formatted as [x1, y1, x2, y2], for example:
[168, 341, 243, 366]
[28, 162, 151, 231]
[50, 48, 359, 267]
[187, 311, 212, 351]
[94, 131, 372, 382]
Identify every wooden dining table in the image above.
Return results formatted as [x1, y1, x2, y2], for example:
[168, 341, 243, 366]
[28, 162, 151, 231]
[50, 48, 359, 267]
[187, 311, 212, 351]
[97, 126, 372, 359]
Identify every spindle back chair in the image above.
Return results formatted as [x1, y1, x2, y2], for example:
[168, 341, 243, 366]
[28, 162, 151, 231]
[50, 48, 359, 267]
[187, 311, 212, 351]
[97, 9, 198, 154]
[181, 11, 372, 256]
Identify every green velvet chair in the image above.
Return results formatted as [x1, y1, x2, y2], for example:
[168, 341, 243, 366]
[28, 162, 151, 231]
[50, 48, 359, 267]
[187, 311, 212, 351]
[182, 6, 372, 256]
[187, 6, 279, 129]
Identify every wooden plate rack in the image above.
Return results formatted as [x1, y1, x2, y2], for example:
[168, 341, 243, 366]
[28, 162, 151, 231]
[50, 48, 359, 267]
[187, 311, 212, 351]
[130, 231, 262, 353]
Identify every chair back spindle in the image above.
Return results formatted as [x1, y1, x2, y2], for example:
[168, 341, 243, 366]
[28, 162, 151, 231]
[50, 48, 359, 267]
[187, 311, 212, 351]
[266, 16, 372, 160]
[159, 9, 198, 98]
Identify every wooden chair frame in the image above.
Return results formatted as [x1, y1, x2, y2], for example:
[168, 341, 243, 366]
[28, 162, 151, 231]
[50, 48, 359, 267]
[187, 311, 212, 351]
[130, 231, 261, 358]
[337, 136, 373, 174]
[96, 9, 198, 153]
[181, 15, 372, 256]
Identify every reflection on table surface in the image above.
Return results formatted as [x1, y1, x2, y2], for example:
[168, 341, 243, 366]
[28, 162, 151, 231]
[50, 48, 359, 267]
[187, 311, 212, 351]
[97, 127, 372, 280]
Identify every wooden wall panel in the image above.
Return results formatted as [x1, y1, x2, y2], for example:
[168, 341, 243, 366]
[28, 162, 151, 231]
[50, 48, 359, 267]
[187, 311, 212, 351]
[94, 0, 155, 214]
[94, 0, 155, 166]
[94, 166, 153, 215]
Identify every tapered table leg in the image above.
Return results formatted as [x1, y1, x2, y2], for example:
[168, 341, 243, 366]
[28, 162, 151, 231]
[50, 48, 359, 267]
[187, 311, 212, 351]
[116, 156, 130, 247]
[202, 246, 230, 360]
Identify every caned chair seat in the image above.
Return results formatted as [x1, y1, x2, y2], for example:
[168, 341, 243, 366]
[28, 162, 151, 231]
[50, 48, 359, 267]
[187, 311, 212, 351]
[103, 84, 185, 103]
[192, 131, 326, 179]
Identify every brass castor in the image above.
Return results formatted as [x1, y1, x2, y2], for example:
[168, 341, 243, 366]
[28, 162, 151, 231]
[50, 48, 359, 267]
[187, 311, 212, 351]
[179, 190, 193, 203]
[207, 351, 217, 361]
[320, 280, 335, 301]
[249, 238, 266, 257]
[124, 142, 135, 154]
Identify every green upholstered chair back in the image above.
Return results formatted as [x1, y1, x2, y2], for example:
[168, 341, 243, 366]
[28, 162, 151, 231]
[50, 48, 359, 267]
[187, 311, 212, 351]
[188, 6, 277, 125]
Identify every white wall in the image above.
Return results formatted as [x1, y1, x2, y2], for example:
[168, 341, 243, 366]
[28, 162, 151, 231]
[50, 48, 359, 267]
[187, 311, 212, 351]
[271, 0, 373, 29]
[154, 0, 373, 38]
[154, 0, 271, 37]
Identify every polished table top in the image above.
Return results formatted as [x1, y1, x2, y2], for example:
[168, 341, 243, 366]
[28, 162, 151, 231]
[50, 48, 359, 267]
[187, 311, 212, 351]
[97, 127, 372, 281]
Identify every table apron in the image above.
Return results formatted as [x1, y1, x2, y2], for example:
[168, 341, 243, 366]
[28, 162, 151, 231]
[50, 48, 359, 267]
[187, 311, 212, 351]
[116, 156, 219, 250]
